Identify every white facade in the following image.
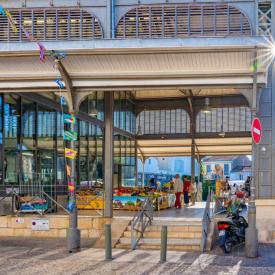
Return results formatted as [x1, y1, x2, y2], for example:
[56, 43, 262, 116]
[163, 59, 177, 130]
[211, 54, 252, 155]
[138, 157, 199, 176]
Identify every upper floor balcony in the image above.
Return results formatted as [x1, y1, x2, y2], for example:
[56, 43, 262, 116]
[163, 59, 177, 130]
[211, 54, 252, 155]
[0, 0, 265, 42]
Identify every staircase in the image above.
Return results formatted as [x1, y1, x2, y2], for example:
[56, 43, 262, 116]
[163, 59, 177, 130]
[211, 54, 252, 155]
[116, 218, 202, 252]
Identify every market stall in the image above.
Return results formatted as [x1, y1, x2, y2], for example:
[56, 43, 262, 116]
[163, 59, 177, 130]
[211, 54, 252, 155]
[76, 185, 175, 211]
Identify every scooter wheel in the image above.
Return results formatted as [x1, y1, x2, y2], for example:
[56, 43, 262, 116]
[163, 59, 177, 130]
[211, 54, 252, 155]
[222, 240, 232, 254]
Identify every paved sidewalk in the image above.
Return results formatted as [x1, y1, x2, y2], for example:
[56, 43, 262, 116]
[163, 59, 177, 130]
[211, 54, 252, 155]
[0, 237, 275, 274]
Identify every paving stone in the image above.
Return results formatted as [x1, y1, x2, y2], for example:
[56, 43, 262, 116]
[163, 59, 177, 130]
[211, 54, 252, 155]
[0, 237, 275, 275]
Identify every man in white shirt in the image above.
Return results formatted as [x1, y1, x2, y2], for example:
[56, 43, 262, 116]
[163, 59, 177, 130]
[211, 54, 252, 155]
[174, 174, 183, 209]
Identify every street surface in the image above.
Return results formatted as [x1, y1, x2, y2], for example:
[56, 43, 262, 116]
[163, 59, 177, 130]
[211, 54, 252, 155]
[0, 237, 275, 274]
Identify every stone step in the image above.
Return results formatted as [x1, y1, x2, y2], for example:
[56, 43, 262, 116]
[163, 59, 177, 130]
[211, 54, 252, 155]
[138, 244, 201, 252]
[127, 224, 202, 232]
[123, 230, 202, 239]
[119, 237, 201, 246]
[151, 219, 202, 226]
[115, 243, 132, 250]
[116, 243, 200, 252]
[144, 231, 202, 239]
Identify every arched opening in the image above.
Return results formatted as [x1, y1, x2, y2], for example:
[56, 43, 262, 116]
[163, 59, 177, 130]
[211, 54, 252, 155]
[137, 108, 190, 136]
[116, 4, 252, 39]
[0, 8, 103, 42]
[196, 106, 252, 134]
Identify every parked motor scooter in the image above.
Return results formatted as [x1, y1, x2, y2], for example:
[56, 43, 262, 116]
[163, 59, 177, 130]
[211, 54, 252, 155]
[217, 204, 248, 253]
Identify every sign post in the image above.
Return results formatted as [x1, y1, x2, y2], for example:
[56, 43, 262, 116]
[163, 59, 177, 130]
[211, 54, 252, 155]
[246, 117, 262, 258]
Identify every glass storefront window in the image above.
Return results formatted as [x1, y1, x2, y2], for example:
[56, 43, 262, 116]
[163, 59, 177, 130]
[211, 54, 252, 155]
[0, 95, 2, 184]
[114, 133, 136, 187]
[4, 95, 20, 185]
[113, 91, 136, 134]
[57, 111, 64, 152]
[22, 98, 36, 150]
[4, 95, 20, 147]
[79, 120, 88, 184]
[0, 92, 137, 206]
[79, 91, 105, 121]
[96, 127, 104, 183]
[37, 105, 56, 149]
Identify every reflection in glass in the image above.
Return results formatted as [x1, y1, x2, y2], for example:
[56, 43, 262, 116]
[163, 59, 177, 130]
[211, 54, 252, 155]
[114, 133, 136, 187]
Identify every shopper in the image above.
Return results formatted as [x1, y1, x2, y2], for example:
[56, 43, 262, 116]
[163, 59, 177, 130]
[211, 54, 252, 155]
[231, 183, 238, 194]
[174, 174, 183, 209]
[197, 181, 203, 202]
[244, 176, 251, 197]
[149, 177, 157, 189]
[183, 176, 191, 206]
[224, 176, 230, 191]
[190, 181, 197, 206]
[169, 178, 174, 191]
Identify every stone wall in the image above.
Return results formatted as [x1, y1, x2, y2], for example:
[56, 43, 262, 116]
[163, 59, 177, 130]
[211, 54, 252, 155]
[0, 215, 110, 239]
[256, 200, 275, 242]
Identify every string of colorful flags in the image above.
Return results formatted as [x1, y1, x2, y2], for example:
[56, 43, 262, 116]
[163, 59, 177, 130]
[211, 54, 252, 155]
[0, 7, 67, 79]
[0, 6, 76, 213]
[63, 114, 78, 212]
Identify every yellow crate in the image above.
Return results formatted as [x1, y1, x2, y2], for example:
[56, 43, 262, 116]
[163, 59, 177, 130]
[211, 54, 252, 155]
[76, 195, 104, 210]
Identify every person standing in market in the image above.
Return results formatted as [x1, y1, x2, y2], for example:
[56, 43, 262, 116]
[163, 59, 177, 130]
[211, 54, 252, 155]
[190, 181, 197, 206]
[183, 176, 191, 207]
[223, 176, 231, 192]
[174, 174, 183, 209]
[197, 181, 202, 202]
[149, 177, 157, 189]
[244, 176, 251, 197]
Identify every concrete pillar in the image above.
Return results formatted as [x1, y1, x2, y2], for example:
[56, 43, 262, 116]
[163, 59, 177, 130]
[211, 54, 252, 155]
[104, 92, 114, 218]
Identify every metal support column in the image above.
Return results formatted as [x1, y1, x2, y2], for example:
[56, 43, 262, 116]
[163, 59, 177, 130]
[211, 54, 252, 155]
[245, 51, 258, 258]
[111, 0, 116, 38]
[104, 92, 114, 218]
[55, 58, 81, 253]
[106, 0, 112, 39]
[191, 139, 195, 184]
[135, 139, 138, 187]
[197, 154, 201, 184]
[67, 114, 80, 252]
[142, 159, 145, 189]
[188, 95, 196, 184]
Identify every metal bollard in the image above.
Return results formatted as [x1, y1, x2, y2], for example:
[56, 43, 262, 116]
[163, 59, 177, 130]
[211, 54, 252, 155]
[105, 224, 112, 260]
[11, 192, 15, 216]
[160, 225, 167, 263]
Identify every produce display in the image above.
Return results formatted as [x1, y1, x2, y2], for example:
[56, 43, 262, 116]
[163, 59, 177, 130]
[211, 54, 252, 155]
[16, 196, 48, 215]
[113, 196, 145, 210]
[76, 191, 104, 210]
[76, 185, 175, 211]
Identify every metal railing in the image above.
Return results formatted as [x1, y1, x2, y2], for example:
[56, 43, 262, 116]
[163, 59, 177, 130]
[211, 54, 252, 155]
[0, 187, 18, 215]
[200, 187, 214, 252]
[0, 186, 69, 216]
[131, 196, 154, 250]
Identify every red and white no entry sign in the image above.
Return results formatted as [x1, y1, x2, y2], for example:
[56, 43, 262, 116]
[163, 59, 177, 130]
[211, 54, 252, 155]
[251, 117, 262, 144]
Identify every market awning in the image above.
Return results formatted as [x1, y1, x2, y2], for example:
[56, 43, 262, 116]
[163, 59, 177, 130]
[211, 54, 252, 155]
[0, 36, 270, 92]
[137, 137, 252, 158]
